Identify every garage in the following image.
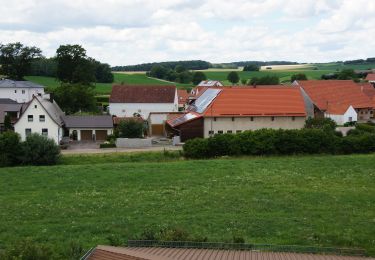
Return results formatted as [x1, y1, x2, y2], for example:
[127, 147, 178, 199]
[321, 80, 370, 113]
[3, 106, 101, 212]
[151, 124, 164, 136]
[95, 130, 108, 140]
[81, 130, 93, 141]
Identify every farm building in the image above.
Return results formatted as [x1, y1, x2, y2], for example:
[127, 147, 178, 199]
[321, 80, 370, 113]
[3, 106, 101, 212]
[14, 94, 64, 143]
[63, 115, 113, 141]
[0, 98, 25, 133]
[166, 87, 307, 141]
[109, 85, 178, 118]
[0, 79, 44, 103]
[295, 80, 374, 124]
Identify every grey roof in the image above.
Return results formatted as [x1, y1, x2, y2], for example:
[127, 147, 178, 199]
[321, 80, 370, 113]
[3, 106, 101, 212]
[0, 79, 44, 89]
[36, 96, 65, 126]
[63, 115, 113, 128]
[0, 103, 23, 124]
[0, 98, 18, 104]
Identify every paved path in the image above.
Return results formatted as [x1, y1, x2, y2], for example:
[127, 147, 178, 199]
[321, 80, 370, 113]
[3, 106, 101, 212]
[61, 145, 182, 155]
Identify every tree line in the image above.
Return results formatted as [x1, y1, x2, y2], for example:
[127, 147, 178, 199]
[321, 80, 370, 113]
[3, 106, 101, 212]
[147, 64, 207, 85]
[112, 60, 211, 71]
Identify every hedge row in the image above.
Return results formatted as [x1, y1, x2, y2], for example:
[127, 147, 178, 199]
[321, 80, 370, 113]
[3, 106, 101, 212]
[183, 128, 375, 159]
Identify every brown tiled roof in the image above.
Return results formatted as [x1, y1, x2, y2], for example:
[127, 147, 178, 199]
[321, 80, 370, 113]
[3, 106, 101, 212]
[297, 80, 374, 114]
[110, 85, 176, 103]
[365, 73, 375, 81]
[86, 246, 371, 260]
[177, 89, 189, 105]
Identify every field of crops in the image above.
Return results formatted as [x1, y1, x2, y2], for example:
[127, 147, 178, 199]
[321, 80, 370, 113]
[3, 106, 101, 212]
[0, 153, 374, 257]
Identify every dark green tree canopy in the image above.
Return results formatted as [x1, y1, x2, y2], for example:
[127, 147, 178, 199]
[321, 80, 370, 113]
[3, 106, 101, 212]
[118, 120, 144, 138]
[291, 73, 307, 82]
[243, 64, 260, 71]
[0, 42, 42, 80]
[227, 71, 240, 84]
[192, 71, 207, 85]
[249, 75, 279, 85]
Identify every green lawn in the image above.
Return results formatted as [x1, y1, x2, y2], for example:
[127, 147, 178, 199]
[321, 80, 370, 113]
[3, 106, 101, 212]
[25, 73, 193, 95]
[0, 153, 374, 257]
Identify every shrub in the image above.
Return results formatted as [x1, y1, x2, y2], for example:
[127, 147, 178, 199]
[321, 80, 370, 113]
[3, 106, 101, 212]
[304, 117, 336, 131]
[19, 133, 61, 165]
[356, 123, 375, 133]
[0, 239, 55, 260]
[183, 138, 210, 159]
[100, 143, 116, 148]
[0, 131, 21, 167]
[118, 119, 144, 138]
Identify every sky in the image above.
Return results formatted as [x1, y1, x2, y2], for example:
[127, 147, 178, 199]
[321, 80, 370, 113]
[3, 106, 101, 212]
[0, 0, 374, 66]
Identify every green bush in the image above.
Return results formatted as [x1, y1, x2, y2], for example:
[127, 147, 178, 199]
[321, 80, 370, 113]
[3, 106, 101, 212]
[0, 131, 21, 167]
[19, 134, 61, 166]
[183, 127, 375, 159]
[304, 117, 337, 131]
[118, 119, 144, 138]
[100, 143, 116, 148]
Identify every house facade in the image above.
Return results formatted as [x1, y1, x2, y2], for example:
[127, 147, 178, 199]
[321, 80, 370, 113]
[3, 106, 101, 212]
[109, 85, 178, 118]
[295, 80, 374, 124]
[0, 99, 24, 133]
[0, 79, 45, 103]
[167, 87, 307, 141]
[14, 95, 64, 143]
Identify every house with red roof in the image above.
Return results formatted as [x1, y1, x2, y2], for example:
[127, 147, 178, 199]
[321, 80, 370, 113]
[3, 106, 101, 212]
[365, 73, 375, 84]
[109, 85, 178, 119]
[166, 87, 307, 141]
[294, 80, 374, 125]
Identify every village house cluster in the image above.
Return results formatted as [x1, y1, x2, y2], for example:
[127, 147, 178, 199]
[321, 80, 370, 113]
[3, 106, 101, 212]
[1, 75, 375, 144]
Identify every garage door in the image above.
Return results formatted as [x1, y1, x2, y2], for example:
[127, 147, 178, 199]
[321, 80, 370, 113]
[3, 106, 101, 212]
[96, 130, 108, 141]
[81, 130, 93, 141]
[151, 124, 164, 136]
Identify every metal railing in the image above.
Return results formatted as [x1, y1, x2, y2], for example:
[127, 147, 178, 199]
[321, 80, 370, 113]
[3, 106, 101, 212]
[127, 240, 366, 256]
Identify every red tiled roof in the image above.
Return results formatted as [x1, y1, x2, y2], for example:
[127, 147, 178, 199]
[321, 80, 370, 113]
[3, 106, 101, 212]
[177, 89, 189, 105]
[203, 88, 306, 117]
[358, 83, 375, 107]
[365, 73, 375, 81]
[297, 80, 373, 114]
[110, 85, 176, 103]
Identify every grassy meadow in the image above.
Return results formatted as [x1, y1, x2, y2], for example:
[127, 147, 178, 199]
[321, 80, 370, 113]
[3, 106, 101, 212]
[0, 153, 374, 256]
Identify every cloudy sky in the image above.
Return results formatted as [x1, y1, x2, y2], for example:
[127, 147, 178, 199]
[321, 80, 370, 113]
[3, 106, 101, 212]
[1, 0, 374, 66]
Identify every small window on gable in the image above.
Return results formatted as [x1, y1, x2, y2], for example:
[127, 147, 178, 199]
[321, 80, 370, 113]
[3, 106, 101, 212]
[34, 105, 37, 109]
[28, 115, 33, 122]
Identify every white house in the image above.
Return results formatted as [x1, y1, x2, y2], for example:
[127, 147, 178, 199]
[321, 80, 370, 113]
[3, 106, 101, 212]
[0, 79, 45, 103]
[109, 85, 178, 118]
[327, 105, 357, 125]
[14, 95, 64, 143]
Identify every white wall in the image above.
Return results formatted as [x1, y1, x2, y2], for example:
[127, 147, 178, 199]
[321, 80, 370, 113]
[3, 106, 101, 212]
[149, 113, 168, 124]
[326, 106, 357, 125]
[203, 116, 306, 138]
[14, 99, 62, 143]
[0, 88, 44, 103]
[109, 103, 178, 118]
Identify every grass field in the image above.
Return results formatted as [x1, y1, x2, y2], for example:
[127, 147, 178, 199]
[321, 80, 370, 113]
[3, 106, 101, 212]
[0, 153, 374, 257]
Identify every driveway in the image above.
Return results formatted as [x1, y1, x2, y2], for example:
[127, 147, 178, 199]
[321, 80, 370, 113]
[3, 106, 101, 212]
[61, 144, 182, 154]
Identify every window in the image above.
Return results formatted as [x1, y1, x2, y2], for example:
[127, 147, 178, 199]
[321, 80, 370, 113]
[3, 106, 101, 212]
[34, 105, 37, 109]
[227, 130, 233, 134]
[292, 116, 295, 121]
[14, 90, 17, 93]
[25, 128, 31, 136]
[349, 117, 352, 122]
[271, 116, 275, 121]
[28, 115, 33, 122]
[208, 130, 214, 135]
[231, 117, 234, 121]
[250, 117, 254, 121]
[217, 130, 223, 134]
[42, 128, 48, 136]
[236, 130, 242, 133]
[214, 117, 217, 121]
[39, 115, 45, 122]
[22, 90, 25, 94]
[371, 111, 373, 114]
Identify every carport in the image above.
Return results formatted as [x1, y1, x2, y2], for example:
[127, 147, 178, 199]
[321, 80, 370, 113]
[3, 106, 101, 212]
[63, 115, 113, 142]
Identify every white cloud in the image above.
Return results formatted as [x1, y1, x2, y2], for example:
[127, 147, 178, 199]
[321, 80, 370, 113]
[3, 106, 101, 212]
[0, 0, 374, 65]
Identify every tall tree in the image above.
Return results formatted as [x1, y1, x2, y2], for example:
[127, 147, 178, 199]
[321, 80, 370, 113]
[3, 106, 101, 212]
[0, 42, 42, 80]
[192, 71, 207, 85]
[227, 71, 240, 84]
[56, 44, 91, 84]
